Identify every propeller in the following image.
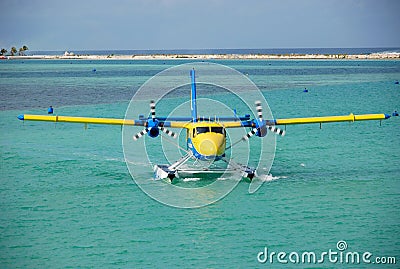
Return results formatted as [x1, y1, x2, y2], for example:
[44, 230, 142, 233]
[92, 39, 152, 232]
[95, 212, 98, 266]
[150, 100, 156, 120]
[242, 128, 258, 141]
[132, 100, 177, 141]
[223, 101, 286, 151]
[133, 128, 149, 141]
[255, 100, 263, 121]
[254, 100, 285, 137]
[160, 127, 177, 138]
[267, 125, 285, 136]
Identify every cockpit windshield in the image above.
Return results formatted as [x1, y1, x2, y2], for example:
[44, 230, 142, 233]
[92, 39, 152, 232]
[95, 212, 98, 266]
[211, 127, 224, 134]
[195, 126, 225, 135]
[196, 127, 209, 134]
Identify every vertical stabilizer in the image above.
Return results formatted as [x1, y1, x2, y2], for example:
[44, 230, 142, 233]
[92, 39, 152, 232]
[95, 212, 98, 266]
[190, 69, 198, 122]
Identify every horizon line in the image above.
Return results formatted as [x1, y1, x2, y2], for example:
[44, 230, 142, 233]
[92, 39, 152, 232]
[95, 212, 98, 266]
[29, 46, 400, 52]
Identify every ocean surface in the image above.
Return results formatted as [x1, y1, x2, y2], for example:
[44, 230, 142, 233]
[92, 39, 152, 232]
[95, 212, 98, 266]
[1, 58, 399, 268]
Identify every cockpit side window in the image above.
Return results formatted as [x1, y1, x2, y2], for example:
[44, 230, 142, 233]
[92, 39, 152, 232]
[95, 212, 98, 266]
[196, 127, 209, 134]
[211, 127, 224, 134]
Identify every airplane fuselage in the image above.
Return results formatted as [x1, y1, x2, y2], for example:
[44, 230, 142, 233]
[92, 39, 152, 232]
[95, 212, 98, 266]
[185, 122, 226, 161]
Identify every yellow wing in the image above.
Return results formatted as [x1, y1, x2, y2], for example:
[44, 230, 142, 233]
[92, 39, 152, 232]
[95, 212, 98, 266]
[19, 114, 137, 125]
[17, 114, 190, 128]
[221, 113, 390, 128]
[18, 113, 390, 129]
[274, 113, 389, 125]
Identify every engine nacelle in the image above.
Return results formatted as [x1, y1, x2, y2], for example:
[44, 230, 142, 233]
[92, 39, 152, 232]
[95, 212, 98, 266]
[146, 119, 160, 138]
[252, 119, 268, 137]
[256, 125, 268, 137]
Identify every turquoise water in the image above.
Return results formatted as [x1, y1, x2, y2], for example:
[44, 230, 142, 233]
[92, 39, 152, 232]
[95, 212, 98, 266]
[1, 59, 400, 268]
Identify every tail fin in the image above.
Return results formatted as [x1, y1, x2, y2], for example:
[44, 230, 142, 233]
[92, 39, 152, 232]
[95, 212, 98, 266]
[190, 68, 198, 122]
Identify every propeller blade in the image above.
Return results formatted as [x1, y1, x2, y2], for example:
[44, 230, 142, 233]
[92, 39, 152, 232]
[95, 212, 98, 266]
[150, 100, 156, 121]
[267, 125, 286, 137]
[255, 100, 263, 121]
[242, 128, 258, 141]
[160, 127, 177, 138]
[133, 128, 148, 141]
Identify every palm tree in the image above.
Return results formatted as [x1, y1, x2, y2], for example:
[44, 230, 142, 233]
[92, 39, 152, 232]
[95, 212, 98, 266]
[10, 47, 17, 56]
[0, 48, 7, 55]
[18, 47, 29, 56]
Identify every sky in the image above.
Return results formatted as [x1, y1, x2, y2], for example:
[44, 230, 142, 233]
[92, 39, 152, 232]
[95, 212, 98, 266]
[1, 0, 399, 51]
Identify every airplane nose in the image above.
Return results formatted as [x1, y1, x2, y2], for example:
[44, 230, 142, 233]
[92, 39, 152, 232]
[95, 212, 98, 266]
[199, 138, 218, 156]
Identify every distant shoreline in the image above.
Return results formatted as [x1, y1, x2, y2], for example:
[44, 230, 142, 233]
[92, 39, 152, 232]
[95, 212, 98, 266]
[3, 52, 400, 60]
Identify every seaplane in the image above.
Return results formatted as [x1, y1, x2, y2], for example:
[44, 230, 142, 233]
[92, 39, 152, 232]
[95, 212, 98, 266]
[17, 68, 391, 182]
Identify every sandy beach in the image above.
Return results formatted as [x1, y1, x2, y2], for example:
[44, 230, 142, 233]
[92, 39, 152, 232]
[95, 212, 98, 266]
[4, 52, 400, 60]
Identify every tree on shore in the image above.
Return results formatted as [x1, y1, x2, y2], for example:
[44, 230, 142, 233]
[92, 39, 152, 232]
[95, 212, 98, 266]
[18, 46, 29, 56]
[18, 45, 29, 56]
[10, 47, 17, 56]
[3, 45, 28, 56]
[22, 45, 29, 55]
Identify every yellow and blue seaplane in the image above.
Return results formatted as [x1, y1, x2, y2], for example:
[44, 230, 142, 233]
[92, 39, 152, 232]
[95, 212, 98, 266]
[17, 69, 391, 182]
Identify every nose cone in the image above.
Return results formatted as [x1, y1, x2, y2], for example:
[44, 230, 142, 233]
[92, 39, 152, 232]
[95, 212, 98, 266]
[196, 133, 225, 157]
[199, 139, 218, 156]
